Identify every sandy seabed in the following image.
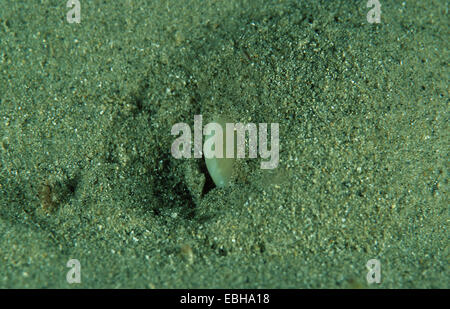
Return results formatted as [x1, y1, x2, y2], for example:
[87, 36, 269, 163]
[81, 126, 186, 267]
[0, 0, 448, 288]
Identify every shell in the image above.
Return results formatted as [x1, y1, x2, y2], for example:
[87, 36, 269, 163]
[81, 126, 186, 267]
[204, 117, 236, 187]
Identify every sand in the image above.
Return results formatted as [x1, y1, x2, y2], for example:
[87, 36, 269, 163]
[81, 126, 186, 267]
[0, 0, 448, 288]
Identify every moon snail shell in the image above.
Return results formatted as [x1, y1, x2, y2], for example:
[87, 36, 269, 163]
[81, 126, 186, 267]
[203, 117, 237, 188]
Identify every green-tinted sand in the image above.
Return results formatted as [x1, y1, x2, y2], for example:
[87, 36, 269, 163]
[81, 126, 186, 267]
[0, 0, 448, 288]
